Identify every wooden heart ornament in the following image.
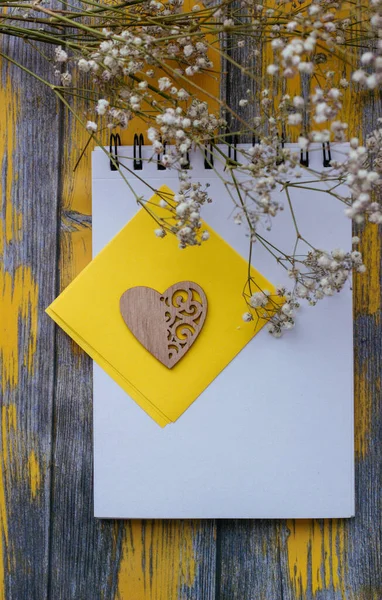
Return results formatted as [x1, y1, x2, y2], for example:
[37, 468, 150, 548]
[120, 281, 207, 369]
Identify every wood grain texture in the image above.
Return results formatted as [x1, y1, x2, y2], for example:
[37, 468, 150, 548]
[116, 520, 217, 600]
[0, 33, 60, 599]
[120, 282, 207, 369]
[46, 75, 217, 599]
[215, 21, 382, 600]
[0, 7, 380, 600]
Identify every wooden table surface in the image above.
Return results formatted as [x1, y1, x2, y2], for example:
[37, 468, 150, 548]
[0, 28, 381, 600]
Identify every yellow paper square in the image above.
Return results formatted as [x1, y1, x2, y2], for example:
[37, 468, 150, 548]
[46, 185, 279, 427]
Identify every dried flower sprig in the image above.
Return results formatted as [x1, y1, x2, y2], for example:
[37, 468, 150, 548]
[0, 0, 380, 335]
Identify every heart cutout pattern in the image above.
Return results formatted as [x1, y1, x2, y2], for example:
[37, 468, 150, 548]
[120, 281, 207, 369]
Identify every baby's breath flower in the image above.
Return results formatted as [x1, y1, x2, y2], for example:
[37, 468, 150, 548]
[183, 44, 194, 57]
[298, 62, 314, 74]
[96, 99, 109, 115]
[158, 77, 172, 90]
[60, 72, 72, 86]
[55, 46, 68, 63]
[267, 64, 279, 76]
[86, 121, 97, 133]
[352, 69, 367, 84]
[287, 113, 302, 125]
[242, 312, 253, 323]
[13, 0, 378, 338]
[249, 291, 268, 308]
[78, 58, 91, 72]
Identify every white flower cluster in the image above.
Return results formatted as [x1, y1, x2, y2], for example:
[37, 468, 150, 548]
[155, 32, 213, 75]
[249, 290, 270, 308]
[46, 0, 379, 340]
[332, 136, 382, 224]
[242, 288, 299, 335]
[253, 244, 365, 337]
[289, 85, 345, 149]
[351, 0, 382, 90]
[158, 174, 212, 248]
[149, 100, 224, 166]
[265, 0, 348, 82]
[79, 30, 147, 79]
[266, 293, 300, 337]
[55, 46, 68, 63]
[242, 239, 365, 337]
[292, 246, 365, 304]
[77, 25, 211, 82]
[54, 3, 214, 128]
[232, 133, 299, 229]
[311, 87, 342, 124]
[53, 46, 72, 86]
[270, 37, 314, 80]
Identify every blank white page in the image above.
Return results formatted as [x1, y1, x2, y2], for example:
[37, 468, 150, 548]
[92, 143, 354, 518]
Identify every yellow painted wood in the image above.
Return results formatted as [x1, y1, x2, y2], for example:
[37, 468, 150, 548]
[116, 521, 198, 599]
[260, 7, 379, 598]
[45, 16, 220, 596]
[0, 59, 41, 600]
[0, 70, 21, 256]
[0, 266, 38, 393]
[0, 4, 380, 597]
[54, 51, 217, 600]
[355, 224, 381, 317]
[27, 450, 42, 499]
[263, 1, 361, 142]
[286, 520, 346, 598]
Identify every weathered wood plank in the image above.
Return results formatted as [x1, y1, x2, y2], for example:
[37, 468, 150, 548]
[0, 37, 60, 599]
[48, 96, 218, 597]
[46, 100, 124, 599]
[216, 7, 381, 600]
[0, 3, 380, 598]
[220, 2, 259, 140]
[217, 232, 381, 600]
[116, 520, 216, 600]
[217, 520, 284, 599]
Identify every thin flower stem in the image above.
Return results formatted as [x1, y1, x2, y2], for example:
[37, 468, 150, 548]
[285, 183, 348, 204]
[285, 187, 300, 238]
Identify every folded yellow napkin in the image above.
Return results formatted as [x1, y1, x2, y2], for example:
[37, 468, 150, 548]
[46, 185, 278, 426]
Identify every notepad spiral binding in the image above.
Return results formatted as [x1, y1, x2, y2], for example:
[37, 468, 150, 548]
[109, 133, 332, 171]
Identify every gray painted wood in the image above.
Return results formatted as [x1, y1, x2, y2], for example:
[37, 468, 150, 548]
[47, 54, 218, 600]
[1, 29, 217, 600]
[0, 11, 381, 600]
[0, 36, 59, 599]
[216, 48, 382, 600]
[220, 1, 260, 141]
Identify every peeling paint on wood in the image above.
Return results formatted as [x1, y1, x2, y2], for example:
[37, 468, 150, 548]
[0, 33, 60, 599]
[116, 521, 216, 600]
[286, 520, 346, 599]
[0, 266, 38, 390]
[0, 70, 21, 255]
[0, 5, 381, 599]
[27, 450, 41, 499]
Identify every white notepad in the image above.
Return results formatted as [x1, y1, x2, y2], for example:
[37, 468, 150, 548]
[92, 142, 354, 518]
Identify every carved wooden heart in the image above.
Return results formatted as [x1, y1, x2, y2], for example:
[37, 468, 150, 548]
[120, 281, 207, 369]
